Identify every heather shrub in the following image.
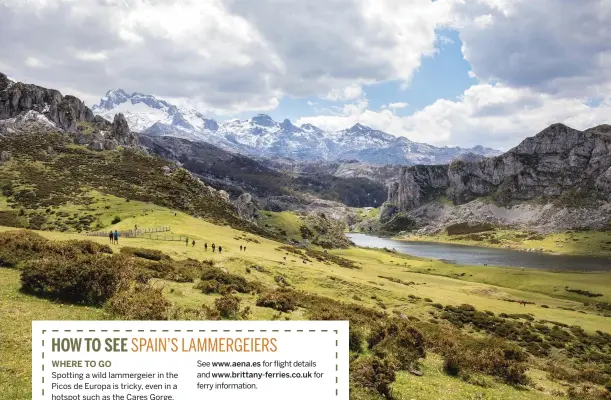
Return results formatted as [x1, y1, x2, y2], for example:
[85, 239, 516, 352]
[350, 355, 396, 399]
[256, 289, 297, 312]
[214, 294, 251, 320]
[107, 283, 170, 320]
[20, 254, 135, 305]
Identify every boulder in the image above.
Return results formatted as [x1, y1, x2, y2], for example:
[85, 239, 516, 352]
[218, 190, 230, 203]
[103, 139, 118, 150]
[234, 192, 258, 220]
[0, 150, 11, 163]
[88, 141, 105, 151]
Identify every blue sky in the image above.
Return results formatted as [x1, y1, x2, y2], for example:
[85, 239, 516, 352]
[236, 29, 476, 124]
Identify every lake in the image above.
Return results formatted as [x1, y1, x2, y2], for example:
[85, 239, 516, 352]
[346, 233, 611, 271]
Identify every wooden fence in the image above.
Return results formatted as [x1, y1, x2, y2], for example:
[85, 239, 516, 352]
[86, 226, 173, 239]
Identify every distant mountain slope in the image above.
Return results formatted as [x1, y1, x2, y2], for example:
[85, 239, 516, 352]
[140, 135, 388, 208]
[92, 89, 501, 165]
[382, 123, 611, 233]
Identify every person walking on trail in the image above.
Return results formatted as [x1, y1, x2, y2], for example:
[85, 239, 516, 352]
[186, 237, 189, 246]
[113, 230, 119, 245]
[240, 245, 243, 252]
[108, 231, 113, 244]
[243, 246, 246, 252]
[219, 246, 222, 254]
[192, 240, 196, 247]
[212, 243, 216, 253]
[204, 243, 208, 251]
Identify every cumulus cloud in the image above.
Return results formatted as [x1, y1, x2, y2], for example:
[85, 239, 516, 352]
[297, 84, 611, 150]
[449, 0, 611, 99]
[0, 0, 449, 113]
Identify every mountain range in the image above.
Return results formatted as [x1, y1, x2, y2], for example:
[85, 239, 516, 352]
[92, 89, 501, 165]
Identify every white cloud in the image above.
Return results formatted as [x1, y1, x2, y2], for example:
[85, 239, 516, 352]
[448, 0, 611, 98]
[25, 56, 43, 68]
[388, 102, 409, 110]
[0, 0, 451, 114]
[324, 84, 363, 101]
[297, 84, 611, 150]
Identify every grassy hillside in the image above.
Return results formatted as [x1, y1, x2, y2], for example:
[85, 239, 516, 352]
[2, 197, 611, 399]
[2, 131, 611, 400]
[0, 131, 269, 237]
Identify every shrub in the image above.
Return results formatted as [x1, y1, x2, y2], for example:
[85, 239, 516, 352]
[440, 338, 529, 385]
[0, 230, 49, 267]
[256, 289, 297, 313]
[20, 254, 135, 305]
[368, 319, 426, 370]
[349, 327, 365, 354]
[196, 266, 256, 294]
[0, 230, 112, 268]
[350, 356, 396, 399]
[567, 385, 611, 400]
[111, 216, 121, 224]
[106, 284, 170, 320]
[214, 294, 250, 320]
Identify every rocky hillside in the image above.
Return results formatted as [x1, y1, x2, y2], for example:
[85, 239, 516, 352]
[139, 134, 387, 209]
[92, 88, 501, 165]
[384, 123, 611, 233]
[0, 73, 271, 237]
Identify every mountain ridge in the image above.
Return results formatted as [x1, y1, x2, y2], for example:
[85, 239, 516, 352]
[92, 89, 501, 165]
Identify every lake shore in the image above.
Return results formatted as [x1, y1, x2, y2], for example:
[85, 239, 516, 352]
[391, 229, 611, 258]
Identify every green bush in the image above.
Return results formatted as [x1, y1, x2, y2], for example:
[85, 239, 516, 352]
[214, 294, 250, 320]
[111, 216, 121, 224]
[369, 320, 426, 370]
[256, 289, 297, 312]
[196, 266, 257, 294]
[20, 254, 135, 305]
[107, 284, 170, 320]
[350, 356, 396, 399]
[0, 230, 112, 268]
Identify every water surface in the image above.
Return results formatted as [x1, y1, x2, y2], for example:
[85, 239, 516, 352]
[346, 233, 611, 271]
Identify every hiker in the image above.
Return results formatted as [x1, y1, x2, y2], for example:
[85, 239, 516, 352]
[212, 243, 216, 253]
[204, 243, 208, 251]
[186, 237, 189, 246]
[523, 301, 526, 307]
[240, 245, 243, 251]
[219, 246, 222, 254]
[243, 246, 246, 252]
[192, 240, 195, 247]
[114, 230, 119, 245]
[108, 231, 113, 244]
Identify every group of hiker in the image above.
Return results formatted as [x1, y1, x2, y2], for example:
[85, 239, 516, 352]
[106, 227, 246, 255]
[108, 230, 119, 244]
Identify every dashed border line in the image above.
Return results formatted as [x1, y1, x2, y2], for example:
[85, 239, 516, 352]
[40, 328, 341, 397]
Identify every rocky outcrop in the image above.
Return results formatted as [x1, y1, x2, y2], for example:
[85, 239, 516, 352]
[0, 72, 139, 148]
[0, 73, 94, 132]
[379, 202, 398, 223]
[389, 124, 611, 211]
[0, 150, 11, 163]
[385, 123, 611, 232]
[234, 193, 258, 220]
[109, 113, 138, 146]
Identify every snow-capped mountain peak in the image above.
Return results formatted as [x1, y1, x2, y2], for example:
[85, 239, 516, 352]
[91, 88, 502, 165]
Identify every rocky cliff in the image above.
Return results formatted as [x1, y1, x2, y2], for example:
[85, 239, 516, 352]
[0, 72, 138, 148]
[386, 123, 611, 232]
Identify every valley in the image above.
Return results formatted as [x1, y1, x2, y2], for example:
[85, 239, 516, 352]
[2, 72, 611, 400]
